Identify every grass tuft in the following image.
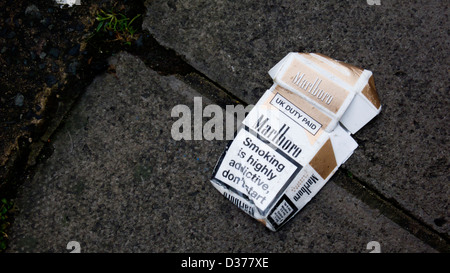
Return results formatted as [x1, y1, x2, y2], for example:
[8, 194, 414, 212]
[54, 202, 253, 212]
[0, 198, 14, 252]
[94, 9, 141, 46]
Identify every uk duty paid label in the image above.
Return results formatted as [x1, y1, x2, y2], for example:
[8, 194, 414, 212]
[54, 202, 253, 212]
[213, 127, 301, 213]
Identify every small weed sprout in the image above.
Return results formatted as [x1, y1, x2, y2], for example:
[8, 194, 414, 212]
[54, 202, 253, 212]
[0, 198, 14, 251]
[95, 9, 141, 45]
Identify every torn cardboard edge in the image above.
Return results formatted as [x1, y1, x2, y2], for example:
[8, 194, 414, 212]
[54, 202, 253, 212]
[210, 52, 381, 231]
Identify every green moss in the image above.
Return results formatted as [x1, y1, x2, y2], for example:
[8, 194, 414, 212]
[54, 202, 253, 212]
[0, 198, 14, 252]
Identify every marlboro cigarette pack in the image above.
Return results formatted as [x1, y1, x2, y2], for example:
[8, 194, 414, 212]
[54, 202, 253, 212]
[211, 52, 381, 231]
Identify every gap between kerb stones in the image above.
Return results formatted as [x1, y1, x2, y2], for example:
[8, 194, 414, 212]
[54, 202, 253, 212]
[133, 30, 249, 109]
[136, 33, 449, 252]
[336, 169, 450, 253]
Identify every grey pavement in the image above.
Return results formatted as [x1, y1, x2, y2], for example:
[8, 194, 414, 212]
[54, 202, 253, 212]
[6, 0, 449, 252]
[143, 0, 450, 236]
[6, 52, 436, 253]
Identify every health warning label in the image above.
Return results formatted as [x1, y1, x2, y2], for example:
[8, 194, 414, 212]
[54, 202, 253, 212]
[267, 195, 298, 229]
[213, 127, 301, 212]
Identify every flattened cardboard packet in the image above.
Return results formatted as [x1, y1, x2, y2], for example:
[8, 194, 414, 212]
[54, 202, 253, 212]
[211, 52, 381, 231]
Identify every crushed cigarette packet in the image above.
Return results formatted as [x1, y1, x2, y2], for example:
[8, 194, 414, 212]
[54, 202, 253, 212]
[210, 52, 381, 231]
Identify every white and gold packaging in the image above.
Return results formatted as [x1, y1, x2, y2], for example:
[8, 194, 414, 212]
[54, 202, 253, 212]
[211, 52, 381, 231]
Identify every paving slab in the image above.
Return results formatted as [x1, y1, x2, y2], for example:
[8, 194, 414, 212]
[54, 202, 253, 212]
[7, 52, 435, 253]
[143, 0, 449, 235]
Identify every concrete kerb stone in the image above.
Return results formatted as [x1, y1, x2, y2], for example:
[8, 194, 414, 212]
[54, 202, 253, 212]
[7, 52, 436, 252]
[142, 0, 449, 236]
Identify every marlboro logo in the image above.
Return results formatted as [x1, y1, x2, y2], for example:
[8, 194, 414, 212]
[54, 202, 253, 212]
[279, 56, 350, 114]
[292, 72, 333, 105]
[252, 115, 302, 159]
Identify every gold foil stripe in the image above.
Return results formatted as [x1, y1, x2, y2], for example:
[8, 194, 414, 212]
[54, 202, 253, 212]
[306, 53, 363, 87]
[309, 139, 337, 180]
[361, 75, 381, 109]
